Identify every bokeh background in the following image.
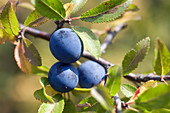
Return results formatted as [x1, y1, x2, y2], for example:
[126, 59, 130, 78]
[0, 0, 170, 113]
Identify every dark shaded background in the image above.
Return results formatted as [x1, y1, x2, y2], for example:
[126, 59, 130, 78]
[0, 0, 170, 113]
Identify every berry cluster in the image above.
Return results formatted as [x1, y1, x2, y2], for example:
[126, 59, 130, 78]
[48, 28, 106, 93]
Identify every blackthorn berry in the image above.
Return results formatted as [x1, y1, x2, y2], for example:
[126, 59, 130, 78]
[78, 61, 106, 88]
[49, 28, 83, 63]
[48, 62, 79, 93]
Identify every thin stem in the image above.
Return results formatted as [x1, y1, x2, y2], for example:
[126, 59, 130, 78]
[101, 23, 127, 54]
[19, 24, 51, 41]
[70, 16, 80, 21]
[114, 93, 122, 113]
[124, 73, 170, 83]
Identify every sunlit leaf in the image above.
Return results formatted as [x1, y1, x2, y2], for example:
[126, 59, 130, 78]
[111, 11, 141, 26]
[31, 65, 49, 76]
[1, 1, 19, 35]
[24, 10, 49, 27]
[136, 84, 170, 111]
[34, 0, 66, 20]
[120, 84, 137, 98]
[72, 26, 100, 59]
[38, 94, 65, 113]
[153, 38, 170, 75]
[71, 0, 88, 14]
[80, 0, 132, 23]
[127, 80, 157, 104]
[151, 109, 170, 113]
[126, 4, 139, 11]
[91, 86, 113, 111]
[64, 3, 74, 18]
[45, 85, 59, 97]
[106, 65, 122, 96]
[122, 37, 150, 75]
[81, 0, 126, 18]
[0, 28, 15, 44]
[18, 2, 35, 10]
[39, 77, 59, 103]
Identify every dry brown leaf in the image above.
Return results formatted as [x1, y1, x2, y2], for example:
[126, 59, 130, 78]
[14, 40, 32, 74]
[64, 3, 74, 18]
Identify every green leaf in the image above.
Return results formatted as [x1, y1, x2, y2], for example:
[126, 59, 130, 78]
[18, 2, 35, 10]
[1, 1, 19, 35]
[24, 10, 49, 27]
[31, 65, 49, 76]
[23, 38, 42, 66]
[39, 77, 55, 103]
[151, 109, 170, 113]
[78, 96, 97, 110]
[91, 86, 113, 111]
[40, 77, 49, 87]
[111, 11, 141, 26]
[122, 37, 150, 75]
[63, 99, 76, 113]
[38, 94, 64, 113]
[106, 65, 122, 96]
[135, 84, 170, 111]
[71, 89, 91, 100]
[120, 84, 137, 98]
[81, 0, 126, 18]
[79, 96, 97, 105]
[153, 38, 170, 75]
[0, 28, 15, 44]
[72, 26, 100, 59]
[71, 0, 88, 14]
[126, 4, 139, 11]
[34, 0, 66, 20]
[52, 94, 65, 113]
[80, 0, 132, 23]
[34, 88, 50, 103]
[128, 80, 157, 104]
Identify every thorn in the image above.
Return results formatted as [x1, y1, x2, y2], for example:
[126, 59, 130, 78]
[161, 75, 168, 85]
[76, 102, 91, 108]
[128, 106, 139, 112]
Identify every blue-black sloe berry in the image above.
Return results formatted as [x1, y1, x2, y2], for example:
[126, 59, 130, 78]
[78, 61, 106, 88]
[48, 62, 79, 93]
[49, 28, 83, 63]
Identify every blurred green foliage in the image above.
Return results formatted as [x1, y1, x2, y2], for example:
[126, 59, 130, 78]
[0, 0, 170, 113]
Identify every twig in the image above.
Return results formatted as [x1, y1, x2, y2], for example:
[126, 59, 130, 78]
[100, 23, 127, 54]
[82, 51, 114, 69]
[124, 73, 170, 83]
[19, 24, 51, 41]
[114, 93, 122, 113]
